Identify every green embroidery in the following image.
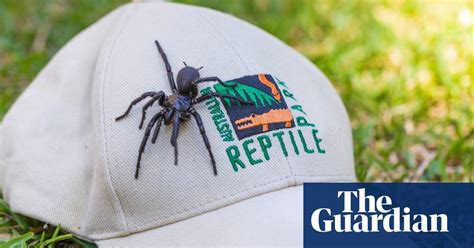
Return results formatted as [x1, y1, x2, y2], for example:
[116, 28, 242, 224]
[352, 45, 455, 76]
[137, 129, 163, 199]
[291, 105, 306, 115]
[296, 116, 315, 127]
[288, 130, 300, 155]
[257, 135, 272, 161]
[201, 87, 212, 96]
[225, 129, 326, 172]
[243, 139, 263, 165]
[200, 87, 235, 142]
[313, 129, 326, 154]
[273, 131, 288, 157]
[214, 83, 278, 107]
[201, 75, 329, 174]
[282, 89, 295, 100]
[276, 78, 288, 88]
[226, 145, 246, 172]
[298, 129, 314, 154]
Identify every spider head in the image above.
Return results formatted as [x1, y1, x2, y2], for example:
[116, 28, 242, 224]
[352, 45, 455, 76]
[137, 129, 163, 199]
[176, 64, 202, 96]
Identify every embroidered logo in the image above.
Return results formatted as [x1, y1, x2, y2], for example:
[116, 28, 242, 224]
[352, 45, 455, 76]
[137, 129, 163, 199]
[213, 74, 295, 139]
[200, 73, 327, 174]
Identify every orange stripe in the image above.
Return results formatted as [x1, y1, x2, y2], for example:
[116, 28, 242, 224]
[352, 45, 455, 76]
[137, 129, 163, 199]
[258, 74, 281, 101]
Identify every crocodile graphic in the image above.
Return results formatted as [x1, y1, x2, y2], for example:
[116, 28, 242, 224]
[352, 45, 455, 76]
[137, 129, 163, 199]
[212, 74, 293, 139]
[235, 108, 294, 132]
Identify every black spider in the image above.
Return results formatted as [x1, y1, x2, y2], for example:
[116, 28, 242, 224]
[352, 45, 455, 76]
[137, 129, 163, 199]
[116, 40, 250, 179]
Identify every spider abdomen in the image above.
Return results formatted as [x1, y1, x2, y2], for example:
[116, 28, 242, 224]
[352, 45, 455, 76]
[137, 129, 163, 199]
[174, 94, 191, 112]
[116, 40, 250, 178]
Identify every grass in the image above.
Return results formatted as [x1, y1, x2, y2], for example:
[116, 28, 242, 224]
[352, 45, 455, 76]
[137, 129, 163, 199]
[0, 0, 472, 246]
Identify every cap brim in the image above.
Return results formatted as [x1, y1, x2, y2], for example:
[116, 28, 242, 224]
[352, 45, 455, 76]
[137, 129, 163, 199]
[97, 185, 303, 247]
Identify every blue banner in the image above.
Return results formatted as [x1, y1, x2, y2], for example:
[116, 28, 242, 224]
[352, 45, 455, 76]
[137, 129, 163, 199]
[304, 183, 474, 247]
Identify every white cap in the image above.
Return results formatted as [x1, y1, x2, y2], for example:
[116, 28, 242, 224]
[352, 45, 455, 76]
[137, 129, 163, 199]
[0, 1, 355, 246]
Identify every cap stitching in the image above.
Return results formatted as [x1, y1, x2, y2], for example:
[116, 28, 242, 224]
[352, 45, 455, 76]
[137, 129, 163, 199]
[100, 3, 138, 232]
[286, 156, 297, 185]
[89, 173, 353, 236]
[135, 173, 353, 226]
[94, 2, 354, 238]
[198, 11, 296, 184]
[136, 175, 291, 226]
[119, 5, 255, 229]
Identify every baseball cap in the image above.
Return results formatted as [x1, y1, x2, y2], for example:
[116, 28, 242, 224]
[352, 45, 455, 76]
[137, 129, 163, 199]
[0, 1, 355, 246]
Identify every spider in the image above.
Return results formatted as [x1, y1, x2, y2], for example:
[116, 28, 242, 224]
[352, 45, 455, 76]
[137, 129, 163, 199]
[116, 40, 251, 179]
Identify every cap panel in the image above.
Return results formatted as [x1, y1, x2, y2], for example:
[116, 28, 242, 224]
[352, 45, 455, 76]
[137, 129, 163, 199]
[101, 2, 355, 239]
[0, 3, 134, 238]
[0, 1, 355, 242]
[288, 58, 355, 182]
[198, 7, 356, 182]
[86, 4, 139, 237]
[97, 185, 303, 247]
[102, 2, 296, 235]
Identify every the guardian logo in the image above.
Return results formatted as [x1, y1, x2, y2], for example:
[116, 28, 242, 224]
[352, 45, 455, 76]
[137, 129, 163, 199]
[311, 188, 449, 233]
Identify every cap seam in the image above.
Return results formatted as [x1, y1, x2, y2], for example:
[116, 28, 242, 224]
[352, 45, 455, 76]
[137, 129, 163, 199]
[195, 12, 297, 184]
[99, 3, 138, 233]
[119, 4, 254, 229]
[286, 156, 297, 186]
[129, 175, 292, 228]
[198, 12, 297, 185]
[93, 1, 353, 239]
[88, 173, 353, 238]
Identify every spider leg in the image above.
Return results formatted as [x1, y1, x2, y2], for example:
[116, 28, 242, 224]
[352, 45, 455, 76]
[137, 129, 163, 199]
[116, 92, 157, 121]
[151, 114, 164, 144]
[138, 91, 165, 129]
[170, 112, 181, 166]
[192, 76, 236, 87]
[155, 40, 177, 93]
[193, 92, 253, 105]
[189, 107, 217, 175]
[135, 111, 164, 179]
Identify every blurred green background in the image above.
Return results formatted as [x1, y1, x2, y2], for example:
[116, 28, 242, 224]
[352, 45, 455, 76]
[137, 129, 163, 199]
[0, 0, 472, 246]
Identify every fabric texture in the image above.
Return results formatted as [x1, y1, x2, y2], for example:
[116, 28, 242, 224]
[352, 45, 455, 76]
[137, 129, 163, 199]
[0, 1, 355, 245]
[98, 185, 303, 247]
